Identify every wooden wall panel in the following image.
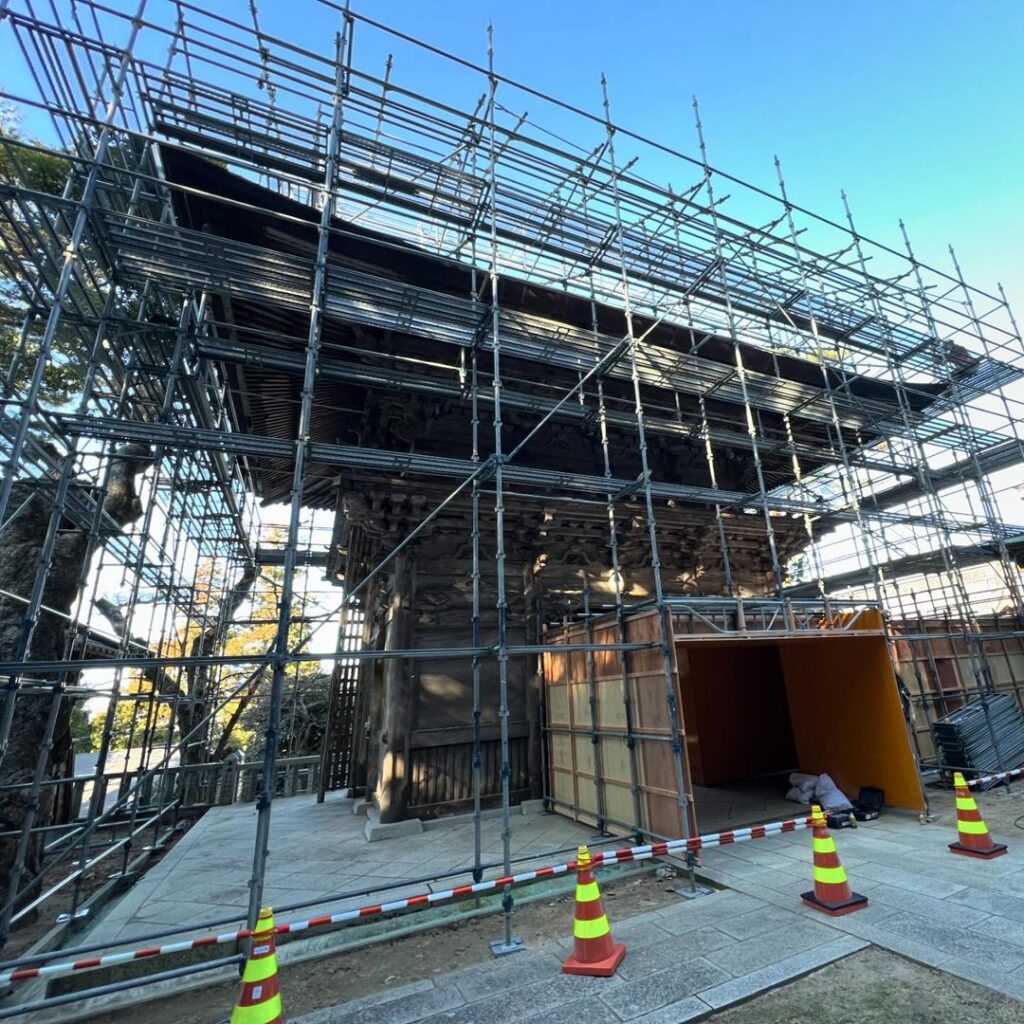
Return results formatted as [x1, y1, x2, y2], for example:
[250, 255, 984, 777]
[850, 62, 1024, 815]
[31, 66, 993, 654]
[407, 736, 531, 814]
[543, 607, 693, 839]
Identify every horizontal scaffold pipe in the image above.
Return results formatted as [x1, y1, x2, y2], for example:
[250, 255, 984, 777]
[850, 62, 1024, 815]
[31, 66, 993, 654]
[0, 812, 816, 986]
[56, 412, 1017, 536]
[192, 336, 923, 477]
[101, 213, 1013, 446]
[0, 641, 658, 676]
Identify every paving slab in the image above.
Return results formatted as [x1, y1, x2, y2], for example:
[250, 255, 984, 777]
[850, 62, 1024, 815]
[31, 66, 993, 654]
[303, 981, 464, 1024]
[823, 913, 955, 970]
[970, 914, 1024, 950]
[81, 792, 599, 950]
[419, 972, 621, 1024]
[699, 935, 868, 1009]
[704, 915, 838, 976]
[945, 958, 1024, 1002]
[599, 956, 731, 1020]
[845, 860, 968, 898]
[880, 911, 1024, 973]
[614, 927, 737, 980]
[448, 949, 563, 1001]
[952, 887, 1024, 924]
[521, 995, 621, 1024]
[294, 979, 437, 1024]
[718, 905, 795, 940]
[626, 996, 710, 1024]
[655, 891, 764, 934]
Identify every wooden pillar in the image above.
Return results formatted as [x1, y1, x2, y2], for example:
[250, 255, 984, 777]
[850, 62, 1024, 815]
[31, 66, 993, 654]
[376, 553, 414, 822]
[347, 577, 380, 795]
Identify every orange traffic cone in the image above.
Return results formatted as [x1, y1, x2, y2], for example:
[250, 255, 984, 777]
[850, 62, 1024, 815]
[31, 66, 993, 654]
[801, 805, 867, 917]
[561, 845, 626, 977]
[230, 907, 283, 1024]
[949, 772, 1007, 860]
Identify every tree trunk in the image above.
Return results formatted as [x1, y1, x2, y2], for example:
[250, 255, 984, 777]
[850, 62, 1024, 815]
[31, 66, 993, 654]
[0, 444, 151, 908]
[95, 562, 257, 766]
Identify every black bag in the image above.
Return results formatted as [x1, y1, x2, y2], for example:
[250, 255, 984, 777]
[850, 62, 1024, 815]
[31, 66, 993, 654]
[852, 786, 884, 821]
[826, 811, 856, 829]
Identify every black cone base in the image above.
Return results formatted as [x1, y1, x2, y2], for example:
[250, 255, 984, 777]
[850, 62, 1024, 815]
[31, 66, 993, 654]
[800, 890, 868, 917]
[948, 841, 1008, 860]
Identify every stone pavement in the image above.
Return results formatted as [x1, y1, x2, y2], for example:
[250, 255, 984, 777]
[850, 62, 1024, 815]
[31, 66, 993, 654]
[289, 799, 1024, 1023]
[290, 891, 867, 1024]
[697, 801, 1024, 1004]
[85, 792, 599, 948]
[87, 780, 793, 950]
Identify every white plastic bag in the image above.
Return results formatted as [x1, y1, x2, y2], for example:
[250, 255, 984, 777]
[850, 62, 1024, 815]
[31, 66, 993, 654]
[814, 773, 852, 812]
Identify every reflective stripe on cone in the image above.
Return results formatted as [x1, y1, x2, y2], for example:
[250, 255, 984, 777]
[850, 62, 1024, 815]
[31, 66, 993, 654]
[562, 845, 626, 977]
[231, 908, 284, 1024]
[801, 805, 867, 918]
[949, 773, 1008, 860]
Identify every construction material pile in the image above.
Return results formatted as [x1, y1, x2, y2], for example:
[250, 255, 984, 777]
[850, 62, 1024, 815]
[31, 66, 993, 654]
[931, 693, 1024, 788]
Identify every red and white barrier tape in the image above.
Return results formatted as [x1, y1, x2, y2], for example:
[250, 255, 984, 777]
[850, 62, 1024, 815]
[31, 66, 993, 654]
[965, 765, 1024, 788]
[0, 813, 814, 985]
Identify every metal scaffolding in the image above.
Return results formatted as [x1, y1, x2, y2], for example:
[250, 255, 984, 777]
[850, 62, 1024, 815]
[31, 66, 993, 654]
[0, 0, 1023, 1009]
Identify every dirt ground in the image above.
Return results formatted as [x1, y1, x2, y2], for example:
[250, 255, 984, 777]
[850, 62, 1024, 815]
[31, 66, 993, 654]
[90, 869, 681, 1024]
[713, 947, 1022, 1024]
[926, 780, 1024, 836]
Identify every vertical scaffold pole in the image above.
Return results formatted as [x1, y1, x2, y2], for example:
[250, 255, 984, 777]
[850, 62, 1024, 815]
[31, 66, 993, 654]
[771, 159, 892, 617]
[690, 102, 787, 603]
[245, 15, 349, 931]
[947, 247, 1024, 618]
[0, 0, 149, 530]
[602, 75, 694, 847]
[484, 24, 523, 958]
[576, 152, 645, 837]
[898, 220, 1010, 774]
[463, 105, 486, 885]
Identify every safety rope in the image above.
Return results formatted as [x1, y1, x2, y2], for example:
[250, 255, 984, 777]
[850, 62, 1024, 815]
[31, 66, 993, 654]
[964, 764, 1024, 788]
[0, 813, 815, 985]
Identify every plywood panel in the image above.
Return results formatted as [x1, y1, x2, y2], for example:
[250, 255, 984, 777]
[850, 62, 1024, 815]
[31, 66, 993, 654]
[591, 623, 623, 678]
[577, 776, 599, 815]
[570, 681, 592, 727]
[599, 735, 633, 785]
[595, 678, 625, 729]
[631, 674, 672, 731]
[544, 607, 693, 840]
[780, 635, 924, 811]
[549, 733, 573, 771]
[573, 735, 595, 777]
[543, 651, 567, 685]
[681, 643, 797, 785]
[551, 768, 575, 808]
[604, 782, 636, 829]
[546, 684, 570, 726]
[645, 791, 683, 839]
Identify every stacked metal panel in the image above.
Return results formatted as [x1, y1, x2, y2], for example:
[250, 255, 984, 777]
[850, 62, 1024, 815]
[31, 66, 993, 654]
[932, 694, 1024, 786]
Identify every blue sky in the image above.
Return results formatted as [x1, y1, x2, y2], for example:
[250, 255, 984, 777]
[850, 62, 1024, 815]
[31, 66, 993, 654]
[346, 0, 1024, 310]
[3, 1, 1022, 309]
